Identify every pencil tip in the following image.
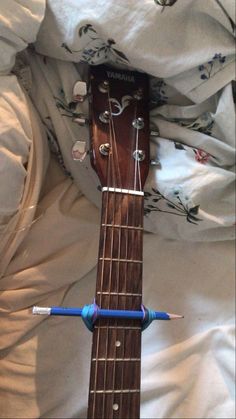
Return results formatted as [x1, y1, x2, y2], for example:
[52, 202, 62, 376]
[167, 313, 184, 320]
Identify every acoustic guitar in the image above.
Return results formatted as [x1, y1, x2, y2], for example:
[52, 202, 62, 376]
[32, 64, 182, 418]
[87, 65, 149, 418]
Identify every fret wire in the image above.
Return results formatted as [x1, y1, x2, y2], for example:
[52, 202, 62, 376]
[94, 325, 141, 330]
[97, 291, 142, 297]
[102, 223, 143, 230]
[99, 257, 142, 263]
[92, 358, 141, 361]
[90, 389, 140, 394]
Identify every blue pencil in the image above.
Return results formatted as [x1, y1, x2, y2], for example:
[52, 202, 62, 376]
[32, 306, 183, 321]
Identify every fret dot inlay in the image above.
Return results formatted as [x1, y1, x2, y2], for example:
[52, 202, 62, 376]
[115, 341, 121, 347]
[113, 403, 119, 411]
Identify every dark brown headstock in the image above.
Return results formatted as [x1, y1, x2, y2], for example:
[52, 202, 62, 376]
[90, 65, 149, 191]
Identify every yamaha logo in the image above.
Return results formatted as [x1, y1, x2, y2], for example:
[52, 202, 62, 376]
[106, 70, 135, 83]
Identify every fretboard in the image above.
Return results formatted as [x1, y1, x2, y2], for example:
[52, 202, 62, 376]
[87, 191, 144, 419]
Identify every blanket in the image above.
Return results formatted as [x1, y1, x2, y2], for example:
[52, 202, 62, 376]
[0, 1, 235, 418]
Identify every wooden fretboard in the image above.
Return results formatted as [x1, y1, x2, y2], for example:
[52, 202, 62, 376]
[87, 191, 144, 419]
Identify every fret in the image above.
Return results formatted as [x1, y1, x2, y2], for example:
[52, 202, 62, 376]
[96, 291, 142, 297]
[94, 325, 141, 330]
[101, 194, 144, 228]
[88, 393, 140, 418]
[96, 264, 142, 302]
[91, 327, 141, 359]
[102, 223, 143, 231]
[89, 353, 141, 389]
[99, 257, 142, 264]
[92, 358, 141, 362]
[90, 389, 140, 394]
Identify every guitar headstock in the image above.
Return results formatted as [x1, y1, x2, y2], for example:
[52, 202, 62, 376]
[90, 65, 149, 191]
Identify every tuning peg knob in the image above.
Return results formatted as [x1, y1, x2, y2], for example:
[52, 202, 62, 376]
[72, 140, 87, 162]
[73, 81, 87, 102]
[150, 129, 160, 137]
[150, 158, 160, 166]
[73, 115, 89, 126]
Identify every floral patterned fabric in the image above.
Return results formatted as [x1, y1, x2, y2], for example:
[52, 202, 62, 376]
[20, 0, 235, 241]
[0, 2, 235, 419]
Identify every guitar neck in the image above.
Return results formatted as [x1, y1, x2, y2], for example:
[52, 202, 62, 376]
[88, 64, 149, 419]
[87, 190, 144, 419]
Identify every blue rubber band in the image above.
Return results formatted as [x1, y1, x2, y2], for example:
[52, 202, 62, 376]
[81, 303, 168, 332]
[81, 303, 98, 331]
[141, 306, 156, 331]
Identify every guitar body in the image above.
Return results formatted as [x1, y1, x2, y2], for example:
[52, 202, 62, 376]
[88, 65, 150, 418]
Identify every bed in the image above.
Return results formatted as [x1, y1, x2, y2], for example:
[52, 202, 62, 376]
[0, 1, 235, 418]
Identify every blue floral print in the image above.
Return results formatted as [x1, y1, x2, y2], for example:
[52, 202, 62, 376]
[144, 188, 202, 224]
[61, 24, 129, 65]
[198, 53, 226, 80]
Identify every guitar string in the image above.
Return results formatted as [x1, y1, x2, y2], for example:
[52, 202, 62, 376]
[136, 99, 145, 412]
[118, 101, 136, 415]
[107, 90, 139, 416]
[92, 79, 119, 416]
[129, 100, 143, 414]
[136, 97, 145, 412]
[92, 128, 112, 418]
[101, 153, 116, 418]
[109, 126, 127, 416]
[119, 97, 143, 415]
[110, 170, 123, 414]
[133, 116, 142, 192]
[101, 85, 122, 418]
[107, 105, 143, 417]
[106, 85, 120, 417]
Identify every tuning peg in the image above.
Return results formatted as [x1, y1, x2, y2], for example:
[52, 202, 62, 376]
[72, 115, 89, 126]
[150, 129, 160, 137]
[71, 140, 87, 162]
[150, 158, 160, 166]
[72, 81, 87, 102]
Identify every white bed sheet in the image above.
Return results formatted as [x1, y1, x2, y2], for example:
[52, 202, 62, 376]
[0, 1, 235, 418]
[0, 161, 234, 418]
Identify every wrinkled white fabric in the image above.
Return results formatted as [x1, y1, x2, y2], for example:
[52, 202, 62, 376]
[0, 1, 235, 419]
[0, 76, 30, 225]
[0, 166, 235, 418]
[0, 0, 45, 74]
[0, 175, 234, 418]
[22, 0, 235, 241]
